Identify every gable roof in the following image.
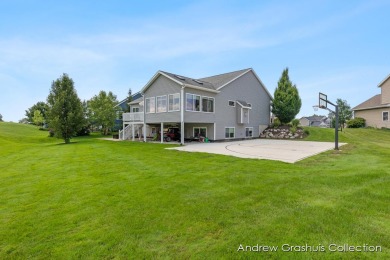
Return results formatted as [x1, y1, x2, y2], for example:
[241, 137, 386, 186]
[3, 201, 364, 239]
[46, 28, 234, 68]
[115, 91, 142, 108]
[198, 68, 251, 89]
[236, 100, 252, 109]
[141, 71, 219, 94]
[161, 71, 215, 91]
[304, 116, 327, 122]
[352, 94, 385, 111]
[378, 74, 390, 87]
[141, 68, 272, 98]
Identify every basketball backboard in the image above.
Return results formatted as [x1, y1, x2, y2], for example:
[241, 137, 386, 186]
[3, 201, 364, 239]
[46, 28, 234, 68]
[319, 92, 327, 109]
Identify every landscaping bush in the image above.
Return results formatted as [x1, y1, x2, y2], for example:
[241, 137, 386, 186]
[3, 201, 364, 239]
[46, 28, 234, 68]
[291, 119, 300, 127]
[304, 128, 310, 135]
[291, 126, 297, 134]
[273, 118, 281, 128]
[347, 117, 366, 128]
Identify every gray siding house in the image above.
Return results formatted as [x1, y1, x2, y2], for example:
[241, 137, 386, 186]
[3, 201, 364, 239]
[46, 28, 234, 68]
[120, 68, 272, 143]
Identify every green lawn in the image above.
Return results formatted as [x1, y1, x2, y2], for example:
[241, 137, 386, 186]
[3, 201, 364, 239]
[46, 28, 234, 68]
[0, 122, 389, 259]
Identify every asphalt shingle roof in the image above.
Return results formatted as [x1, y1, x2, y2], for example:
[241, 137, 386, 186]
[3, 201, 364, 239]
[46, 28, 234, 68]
[161, 71, 215, 90]
[198, 68, 251, 89]
[353, 94, 385, 110]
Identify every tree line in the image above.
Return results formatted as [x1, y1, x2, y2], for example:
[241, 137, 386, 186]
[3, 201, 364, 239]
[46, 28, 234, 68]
[23, 73, 131, 144]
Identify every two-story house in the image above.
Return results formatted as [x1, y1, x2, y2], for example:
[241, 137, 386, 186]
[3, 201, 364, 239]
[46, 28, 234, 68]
[120, 68, 272, 144]
[353, 74, 390, 128]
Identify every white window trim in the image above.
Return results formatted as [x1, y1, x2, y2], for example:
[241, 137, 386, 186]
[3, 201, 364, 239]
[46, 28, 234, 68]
[383, 111, 389, 121]
[145, 97, 156, 114]
[168, 93, 180, 112]
[228, 100, 235, 107]
[193, 127, 207, 138]
[186, 93, 201, 112]
[245, 127, 253, 138]
[156, 95, 167, 113]
[202, 96, 215, 113]
[225, 127, 235, 139]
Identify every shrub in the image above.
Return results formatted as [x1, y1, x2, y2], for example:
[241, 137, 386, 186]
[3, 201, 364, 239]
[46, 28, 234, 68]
[304, 128, 310, 135]
[48, 129, 55, 137]
[273, 118, 281, 128]
[291, 119, 300, 127]
[347, 117, 365, 128]
[291, 126, 297, 134]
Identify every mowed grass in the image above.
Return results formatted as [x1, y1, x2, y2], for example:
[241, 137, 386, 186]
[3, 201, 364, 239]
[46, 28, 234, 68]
[0, 122, 389, 259]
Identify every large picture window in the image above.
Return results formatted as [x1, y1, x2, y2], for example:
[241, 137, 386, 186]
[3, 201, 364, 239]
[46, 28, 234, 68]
[186, 93, 200, 111]
[156, 96, 167, 113]
[169, 93, 180, 111]
[202, 97, 214, 112]
[383, 111, 389, 121]
[145, 97, 155, 113]
[225, 127, 235, 139]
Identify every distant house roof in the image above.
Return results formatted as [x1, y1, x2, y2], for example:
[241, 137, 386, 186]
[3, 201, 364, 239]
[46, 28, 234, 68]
[116, 92, 142, 108]
[353, 94, 390, 111]
[304, 116, 327, 122]
[129, 97, 143, 105]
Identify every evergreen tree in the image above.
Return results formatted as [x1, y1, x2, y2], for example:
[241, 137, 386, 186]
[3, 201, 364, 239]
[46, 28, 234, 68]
[271, 68, 302, 124]
[47, 74, 84, 143]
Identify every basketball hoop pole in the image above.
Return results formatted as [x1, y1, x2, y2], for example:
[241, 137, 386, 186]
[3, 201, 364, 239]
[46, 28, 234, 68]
[317, 93, 339, 150]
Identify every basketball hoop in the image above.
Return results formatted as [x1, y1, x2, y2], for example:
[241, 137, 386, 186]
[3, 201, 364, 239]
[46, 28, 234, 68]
[313, 105, 319, 111]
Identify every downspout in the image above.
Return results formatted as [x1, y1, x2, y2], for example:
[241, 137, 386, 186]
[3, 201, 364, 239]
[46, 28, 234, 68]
[180, 86, 185, 145]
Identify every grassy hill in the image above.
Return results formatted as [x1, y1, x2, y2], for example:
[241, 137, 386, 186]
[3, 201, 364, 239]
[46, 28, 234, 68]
[0, 122, 389, 258]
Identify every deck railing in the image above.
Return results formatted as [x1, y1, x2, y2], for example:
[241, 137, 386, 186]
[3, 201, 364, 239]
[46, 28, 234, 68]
[122, 112, 144, 122]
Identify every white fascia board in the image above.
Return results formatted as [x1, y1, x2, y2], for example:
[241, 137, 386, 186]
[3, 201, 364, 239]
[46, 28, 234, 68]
[378, 74, 390, 88]
[236, 100, 252, 109]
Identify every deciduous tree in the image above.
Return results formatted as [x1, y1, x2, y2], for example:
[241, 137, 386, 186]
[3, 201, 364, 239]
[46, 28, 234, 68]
[32, 110, 44, 128]
[25, 102, 48, 124]
[271, 68, 302, 124]
[88, 91, 119, 135]
[47, 74, 84, 143]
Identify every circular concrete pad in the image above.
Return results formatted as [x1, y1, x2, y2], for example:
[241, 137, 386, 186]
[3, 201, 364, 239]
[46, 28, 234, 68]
[168, 139, 346, 163]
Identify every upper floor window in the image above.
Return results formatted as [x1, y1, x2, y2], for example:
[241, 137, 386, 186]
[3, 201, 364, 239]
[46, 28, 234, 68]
[145, 97, 155, 113]
[383, 111, 389, 121]
[169, 93, 180, 112]
[202, 97, 214, 112]
[132, 107, 139, 113]
[156, 96, 167, 113]
[186, 93, 200, 111]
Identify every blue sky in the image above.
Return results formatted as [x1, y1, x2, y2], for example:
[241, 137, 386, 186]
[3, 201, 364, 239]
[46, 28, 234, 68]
[1, 0, 389, 122]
